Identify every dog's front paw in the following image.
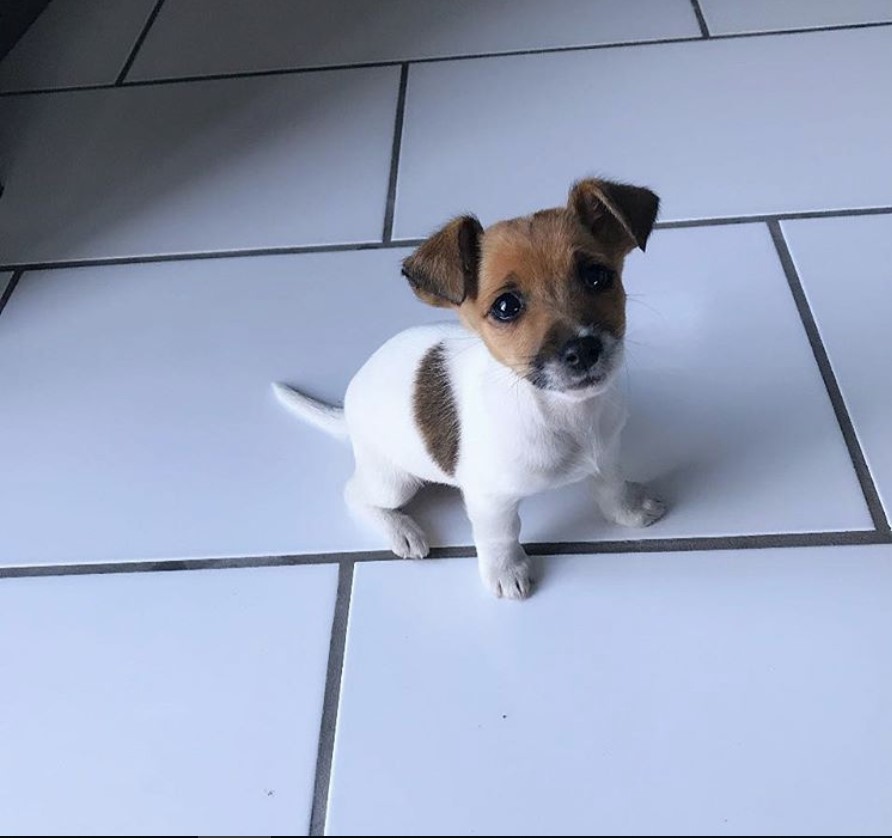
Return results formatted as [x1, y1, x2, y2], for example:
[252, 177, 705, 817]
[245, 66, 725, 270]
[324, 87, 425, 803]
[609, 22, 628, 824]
[608, 482, 667, 528]
[480, 553, 534, 600]
[386, 511, 430, 559]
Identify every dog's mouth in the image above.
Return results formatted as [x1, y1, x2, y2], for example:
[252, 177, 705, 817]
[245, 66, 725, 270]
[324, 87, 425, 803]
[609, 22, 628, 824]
[526, 338, 623, 395]
[541, 368, 612, 395]
[566, 371, 606, 390]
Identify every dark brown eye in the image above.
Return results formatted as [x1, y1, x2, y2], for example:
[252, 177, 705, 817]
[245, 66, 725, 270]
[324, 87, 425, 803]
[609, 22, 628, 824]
[580, 262, 615, 291]
[490, 292, 524, 322]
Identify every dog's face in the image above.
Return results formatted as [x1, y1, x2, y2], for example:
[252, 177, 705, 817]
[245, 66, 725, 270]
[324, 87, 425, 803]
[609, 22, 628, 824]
[468, 210, 629, 394]
[402, 178, 659, 397]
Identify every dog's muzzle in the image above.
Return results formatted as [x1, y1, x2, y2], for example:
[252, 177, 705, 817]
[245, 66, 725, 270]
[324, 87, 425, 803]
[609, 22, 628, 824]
[529, 334, 622, 394]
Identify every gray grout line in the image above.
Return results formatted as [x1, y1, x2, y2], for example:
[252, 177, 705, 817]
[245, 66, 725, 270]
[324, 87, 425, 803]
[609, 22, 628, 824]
[0, 20, 886, 835]
[0, 551, 390, 579]
[309, 561, 354, 837]
[115, 0, 167, 86]
[0, 240, 423, 274]
[526, 530, 890, 555]
[2, 18, 892, 98]
[3, 207, 892, 275]
[653, 206, 892, 229]
[768, 220, 890, 533]
[690, 0, 711, 37]
[0, 270, 22, 318]
[382, 64, 409, 243]
[2, 530, 889, 581]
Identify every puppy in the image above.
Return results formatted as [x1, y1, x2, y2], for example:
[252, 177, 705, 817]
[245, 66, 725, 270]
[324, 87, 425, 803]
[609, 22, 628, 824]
[274, 178, 666, 599]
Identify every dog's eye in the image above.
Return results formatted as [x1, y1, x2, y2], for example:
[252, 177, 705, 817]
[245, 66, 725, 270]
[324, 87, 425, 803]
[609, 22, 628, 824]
[490, 292, 524, 322]
[580, 262, 615, 291]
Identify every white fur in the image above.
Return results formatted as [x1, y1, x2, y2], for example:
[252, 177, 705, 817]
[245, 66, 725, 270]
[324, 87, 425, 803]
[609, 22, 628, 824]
[272, 382, 348, 439]
[274, 323, 664, 599]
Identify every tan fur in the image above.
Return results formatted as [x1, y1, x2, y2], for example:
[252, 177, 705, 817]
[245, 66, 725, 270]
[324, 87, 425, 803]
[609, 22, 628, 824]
[403, 177, 659, 382]
[402, 216, 483, 307]
[458, 209, 627, 378]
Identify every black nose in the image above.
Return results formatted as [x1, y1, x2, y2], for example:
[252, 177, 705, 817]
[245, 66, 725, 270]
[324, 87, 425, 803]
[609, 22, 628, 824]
[561, 336, 603, 371]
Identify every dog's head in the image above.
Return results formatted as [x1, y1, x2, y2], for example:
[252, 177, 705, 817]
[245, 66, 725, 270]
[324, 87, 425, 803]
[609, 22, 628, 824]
[401, 178, 658, 398]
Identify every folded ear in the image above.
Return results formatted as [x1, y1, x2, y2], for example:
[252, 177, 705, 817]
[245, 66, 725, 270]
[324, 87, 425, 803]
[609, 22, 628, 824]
[401, 215, 484, 308]
[569, 178, 660, 252]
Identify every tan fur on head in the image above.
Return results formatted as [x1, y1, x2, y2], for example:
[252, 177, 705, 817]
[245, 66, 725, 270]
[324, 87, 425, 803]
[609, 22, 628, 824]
[401, 178, 659, 387]
[459, 209, 627, 377]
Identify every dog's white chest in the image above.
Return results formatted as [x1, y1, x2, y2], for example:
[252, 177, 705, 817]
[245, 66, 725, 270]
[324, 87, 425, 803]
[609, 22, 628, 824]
[456, 378, 622, 496]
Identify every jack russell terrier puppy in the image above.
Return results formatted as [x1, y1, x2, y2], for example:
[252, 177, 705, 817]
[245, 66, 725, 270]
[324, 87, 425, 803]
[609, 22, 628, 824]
[274, 178, 665, 599]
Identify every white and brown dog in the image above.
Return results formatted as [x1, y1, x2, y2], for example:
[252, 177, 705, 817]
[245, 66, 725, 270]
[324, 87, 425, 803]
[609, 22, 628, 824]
[274, 178, 666, 599]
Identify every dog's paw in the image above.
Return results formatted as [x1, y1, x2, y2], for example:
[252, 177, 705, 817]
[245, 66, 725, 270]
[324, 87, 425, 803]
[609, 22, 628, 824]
[609, 482, 666, 528]
[386, 512, 430, 559]
[481, 555, 535, 601]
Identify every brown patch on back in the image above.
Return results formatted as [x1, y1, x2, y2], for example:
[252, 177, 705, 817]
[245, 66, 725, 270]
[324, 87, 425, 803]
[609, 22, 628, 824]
[458, 209, 628, 378]
[414, 343, 460, 475]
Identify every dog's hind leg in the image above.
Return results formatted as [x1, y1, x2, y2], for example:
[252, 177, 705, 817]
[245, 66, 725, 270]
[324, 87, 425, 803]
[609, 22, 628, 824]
[345, 449, 430, 559]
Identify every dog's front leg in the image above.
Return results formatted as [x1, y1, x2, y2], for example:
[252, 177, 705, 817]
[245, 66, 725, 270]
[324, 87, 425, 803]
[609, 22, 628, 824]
[593, 474, 666, 528]
[591, 438, 666, 528]
[463, 492, 533, 600]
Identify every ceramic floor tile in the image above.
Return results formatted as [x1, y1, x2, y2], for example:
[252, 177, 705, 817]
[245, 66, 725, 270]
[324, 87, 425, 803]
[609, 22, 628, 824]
[394, 26, 892, 238]
[700, 0, 892, 34]
[0, 0, 157, 93]
[329, 546, 892, 836]
[782, 215, 892, 521]
[0, 67, 399, 264]
[0, 225, 870, 567]
[0, 250, 445, 566]
[0, 564, 337, 836]
[129, 0, 699, 81]
[511, 224, 872, 544]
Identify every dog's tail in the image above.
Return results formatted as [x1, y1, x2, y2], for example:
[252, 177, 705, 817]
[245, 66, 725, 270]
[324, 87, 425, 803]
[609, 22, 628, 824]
[271, 382, 349, 440]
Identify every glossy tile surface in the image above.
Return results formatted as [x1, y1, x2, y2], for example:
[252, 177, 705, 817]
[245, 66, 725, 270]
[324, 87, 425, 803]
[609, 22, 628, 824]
[0, 67, 399, 264]
[0, 0, 157, 92]
[395, 27, 892, 237]
[130, 0, 699, 80]
[0, 225, 870, 567]
[0, 250, 439, 565]
[517, 223, 871, 544]
[783, 215, 892, 520]
[0, 564, 338, 836]
[329, 546, 892, 835]
[3, 5, 892, 834]
[700, 0, 892, 34]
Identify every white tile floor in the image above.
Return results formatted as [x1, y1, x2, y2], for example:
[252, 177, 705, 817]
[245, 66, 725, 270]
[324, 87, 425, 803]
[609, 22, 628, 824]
[783, 216, 892, 518]
[1, 2, 890, 835]
[699, 0, 892, 34]
[0, 0, 158, 92]
[331, 547, 892, 836]
[0, 67, 400, 262]
[0, 564, 338, 836]
[130, 0, 701, 79]
[395, 26, 892, 235]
